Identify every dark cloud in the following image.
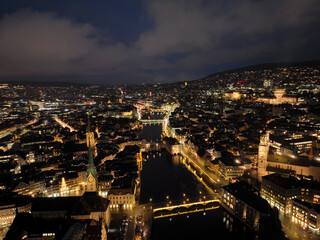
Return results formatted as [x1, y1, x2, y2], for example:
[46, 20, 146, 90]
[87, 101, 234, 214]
[0, 0, 319, 84]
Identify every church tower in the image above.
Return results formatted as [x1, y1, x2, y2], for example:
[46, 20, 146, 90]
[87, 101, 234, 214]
[86, 119, 97, 157]
[258, 131, 270, 180]
[86, 118, 98, 192]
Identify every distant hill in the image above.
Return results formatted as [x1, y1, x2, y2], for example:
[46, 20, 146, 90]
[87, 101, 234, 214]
[190, 60, 320, 87]
[216, 60, 320, 74]
[198, 60, 320, 80]
[5, 80, 90, 87]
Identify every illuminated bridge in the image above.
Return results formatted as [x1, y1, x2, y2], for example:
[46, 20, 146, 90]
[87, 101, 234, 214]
[152, 195, 220, 219]
[141, 141, 163, 152]
[140, 119, 163, 125]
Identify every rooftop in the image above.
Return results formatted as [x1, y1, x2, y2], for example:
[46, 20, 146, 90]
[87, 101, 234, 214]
[262, 173, 301, 189]
[223, 181, 271, 214]
[268, 154, 320, 167]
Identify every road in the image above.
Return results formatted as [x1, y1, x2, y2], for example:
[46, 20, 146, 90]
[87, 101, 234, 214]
[181, 146, 228, 188]
[108, 204, 153, 240]
[125, 216, 135, 240]
[280, 214, 320, 240]
[53, 116, 75, 132]
[0, 117, 38, 139]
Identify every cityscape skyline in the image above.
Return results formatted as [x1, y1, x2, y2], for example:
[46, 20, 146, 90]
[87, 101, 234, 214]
[1, 1, 320, 239]
[1, 62, 320, 239]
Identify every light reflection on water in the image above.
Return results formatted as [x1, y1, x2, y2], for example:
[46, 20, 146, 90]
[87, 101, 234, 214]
[140, 124, 257, 240]
[139, 150, 209, 204]
[151, 208, 257, 240]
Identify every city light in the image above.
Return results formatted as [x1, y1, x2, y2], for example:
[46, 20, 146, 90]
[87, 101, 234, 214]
[0, 31, 318, 240]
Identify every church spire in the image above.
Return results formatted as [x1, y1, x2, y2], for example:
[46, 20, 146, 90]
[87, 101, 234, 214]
[87, 135, 97, 178]
[86, 116, 98, 192]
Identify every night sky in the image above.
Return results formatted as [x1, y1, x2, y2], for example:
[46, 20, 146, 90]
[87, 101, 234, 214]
[0, 0, 319, 85]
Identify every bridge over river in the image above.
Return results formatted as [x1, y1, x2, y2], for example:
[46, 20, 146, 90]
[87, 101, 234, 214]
[135, 121, 257, 239]
[136, 194, 219, 219]
[140, 119, 163, 125]
[152, 195, 220, 219]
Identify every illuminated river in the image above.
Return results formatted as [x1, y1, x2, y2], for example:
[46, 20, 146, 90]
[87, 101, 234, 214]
[139, 124, 258, 240]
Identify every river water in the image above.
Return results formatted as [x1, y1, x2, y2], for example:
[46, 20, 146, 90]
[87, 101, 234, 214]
[139, 124, 257, 240]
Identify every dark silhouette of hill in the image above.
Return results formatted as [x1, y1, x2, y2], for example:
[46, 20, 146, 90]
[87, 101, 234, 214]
[199, 60, 320, 80]
[6, 80, 90, 87]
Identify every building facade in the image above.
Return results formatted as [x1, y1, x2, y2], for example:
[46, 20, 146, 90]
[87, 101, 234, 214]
[291, 199, 320, 234]
[256, 89, 297, 105]
[261, 173, 300, 214]
[220, 181, 272, 231]
[219, 158, 244, 180]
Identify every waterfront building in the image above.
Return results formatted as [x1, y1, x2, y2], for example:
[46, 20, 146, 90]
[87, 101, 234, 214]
[163, 137, 180, 155]
[218, 157, 245, 180]
[107, 189, 136, 209]
[261, 173, 320, 217]
[261, 173, 300, 214]
[107, 176, 136, 209]
[220, 181, 272, 231]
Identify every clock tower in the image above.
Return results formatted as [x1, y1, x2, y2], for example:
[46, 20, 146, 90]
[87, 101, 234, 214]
[258, 131, 270, 180]
[86, 118, 98, 192]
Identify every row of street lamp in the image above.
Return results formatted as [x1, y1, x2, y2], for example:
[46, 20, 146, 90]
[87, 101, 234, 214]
[148, 191, 208, 207]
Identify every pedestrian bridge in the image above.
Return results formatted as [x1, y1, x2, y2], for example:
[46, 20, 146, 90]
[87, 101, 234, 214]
[153, 198, 220, 219]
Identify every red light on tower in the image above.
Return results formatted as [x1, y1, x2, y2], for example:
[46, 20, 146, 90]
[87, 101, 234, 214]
[149, 91, 152, 97]
[238, 80, 247, 86]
